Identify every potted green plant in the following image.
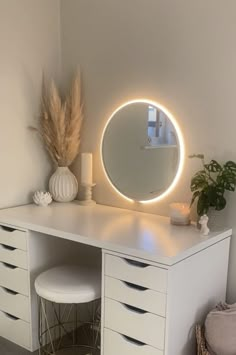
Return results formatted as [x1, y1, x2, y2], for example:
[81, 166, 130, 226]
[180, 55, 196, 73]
[189, 154, 236, 217]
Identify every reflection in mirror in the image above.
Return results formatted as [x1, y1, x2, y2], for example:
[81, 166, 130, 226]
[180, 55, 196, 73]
[147, 106, 177, 147]
[101, 101, 184, 202]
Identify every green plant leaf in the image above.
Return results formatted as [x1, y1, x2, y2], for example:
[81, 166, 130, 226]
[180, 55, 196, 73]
[218, 170, 236, 191]
[197, 192, 209, 216]
[204, 160, 222, 172]
[224, 161, 236, 173]
[205, 185, 218, 206]
[225, 183, 235, 192]
[215, 195, 226, 211]
[190, 172, 208, 192]
[215, 184, 225, 195]
[221, 169, 236, 179]
[190, 156, 236, 215]
[190, 190, 200, 206]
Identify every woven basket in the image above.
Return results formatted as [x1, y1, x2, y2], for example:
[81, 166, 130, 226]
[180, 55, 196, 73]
[196, 325, 210, 355]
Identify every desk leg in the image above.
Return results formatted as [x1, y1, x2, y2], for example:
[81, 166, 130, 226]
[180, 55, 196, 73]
[100, 251, 105, 355]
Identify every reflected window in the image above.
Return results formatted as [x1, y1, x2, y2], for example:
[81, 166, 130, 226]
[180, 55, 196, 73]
[147, 105, 176, 146]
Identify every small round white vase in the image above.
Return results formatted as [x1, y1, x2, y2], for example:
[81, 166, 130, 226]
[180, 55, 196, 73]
[49, 167, 78, 202]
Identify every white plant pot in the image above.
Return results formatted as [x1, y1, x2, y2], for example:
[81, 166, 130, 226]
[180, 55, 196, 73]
[207, 208, 225, 229]
[49, 167, 78, 202]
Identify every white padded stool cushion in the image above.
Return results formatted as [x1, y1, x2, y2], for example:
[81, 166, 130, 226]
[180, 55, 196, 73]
[35, 265, 101, 304]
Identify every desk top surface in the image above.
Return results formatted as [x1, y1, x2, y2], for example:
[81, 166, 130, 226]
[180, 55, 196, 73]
[0, 202, 232, 266]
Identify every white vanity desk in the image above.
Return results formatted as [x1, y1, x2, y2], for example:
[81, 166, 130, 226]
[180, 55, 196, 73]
[0, 202, 231, 355]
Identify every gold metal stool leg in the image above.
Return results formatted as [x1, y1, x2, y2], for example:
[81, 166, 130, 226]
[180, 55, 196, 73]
[38, 296, 101, 355]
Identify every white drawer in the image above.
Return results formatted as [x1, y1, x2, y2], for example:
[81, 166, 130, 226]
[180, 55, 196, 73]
[104, 254, 167, 293]
[0, 286, 30, 322]
[0, 226, 27, 251]
[105, 276, 166, 317]
[104, 328, 163, 355]
[0, 262, 29, 295]
[0, 310, 30, 349]
[0, 244, 28, 269]
[104, 298, 165, 350]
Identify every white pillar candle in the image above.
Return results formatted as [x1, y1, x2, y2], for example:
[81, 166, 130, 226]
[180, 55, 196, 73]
[169, 203, 190, 225]
[81, 153, 93, 185]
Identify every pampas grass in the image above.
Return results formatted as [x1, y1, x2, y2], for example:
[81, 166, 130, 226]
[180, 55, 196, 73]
[33, 72, 83, 167]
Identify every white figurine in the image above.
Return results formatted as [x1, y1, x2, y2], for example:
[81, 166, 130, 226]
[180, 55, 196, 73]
[199, 214, 210, 236]
[33, 191, 52, 207]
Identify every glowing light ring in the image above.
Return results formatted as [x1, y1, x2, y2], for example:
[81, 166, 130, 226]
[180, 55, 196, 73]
[100, 99, 185, 204]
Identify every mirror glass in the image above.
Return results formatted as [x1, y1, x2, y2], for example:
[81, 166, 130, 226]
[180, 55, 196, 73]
[102, 101, 183, 202]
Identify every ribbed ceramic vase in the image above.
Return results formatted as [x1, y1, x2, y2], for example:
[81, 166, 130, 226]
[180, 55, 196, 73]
[49, 167, 78, 202]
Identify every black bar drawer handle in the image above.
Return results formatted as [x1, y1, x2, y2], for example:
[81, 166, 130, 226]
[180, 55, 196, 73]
[2, 311, 19, 321]
[122, 334, 146, 347]
[1, 262, 17, 269]
[122, 303, 147, 314]
[0, 244, 16, 251]
[1, 287, 18, 295]
[0, 226, 16, 232]
[123, 281, 148, 291]
[124, 258, 149, 268]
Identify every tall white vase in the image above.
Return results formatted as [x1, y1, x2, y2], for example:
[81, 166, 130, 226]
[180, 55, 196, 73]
[49, 167, 78, 202]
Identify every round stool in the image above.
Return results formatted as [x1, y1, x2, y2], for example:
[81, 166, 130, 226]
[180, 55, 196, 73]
[35, 265, 101, 355]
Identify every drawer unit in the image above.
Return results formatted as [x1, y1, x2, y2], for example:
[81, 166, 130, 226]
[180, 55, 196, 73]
[0, 310, 30, 349]
[0, 226, 27, 251]
[104, 298, 165, 350]
[105, 276, 166, 317]
[0, 244, 28, 269]
[0, 286, 30, 322]
[104, 254, 167, 293]
[104, 328, 164, 355]
[0, 262, 29, 295]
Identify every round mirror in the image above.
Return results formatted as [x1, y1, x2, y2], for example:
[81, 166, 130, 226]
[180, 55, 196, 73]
[101, 100, 184, 203]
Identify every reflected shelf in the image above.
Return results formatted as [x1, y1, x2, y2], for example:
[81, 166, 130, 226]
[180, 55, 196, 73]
[141, 145, 178, 149]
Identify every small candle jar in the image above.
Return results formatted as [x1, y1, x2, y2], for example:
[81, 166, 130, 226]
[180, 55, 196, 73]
[169, 203, 190, 225]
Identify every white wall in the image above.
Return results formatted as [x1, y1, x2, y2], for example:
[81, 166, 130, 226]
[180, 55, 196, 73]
[60, 0, 236, 301]
[0, 0, 61, 208]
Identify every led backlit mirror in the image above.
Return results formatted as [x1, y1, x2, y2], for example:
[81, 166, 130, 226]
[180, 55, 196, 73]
[101, 100, 184, 203]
